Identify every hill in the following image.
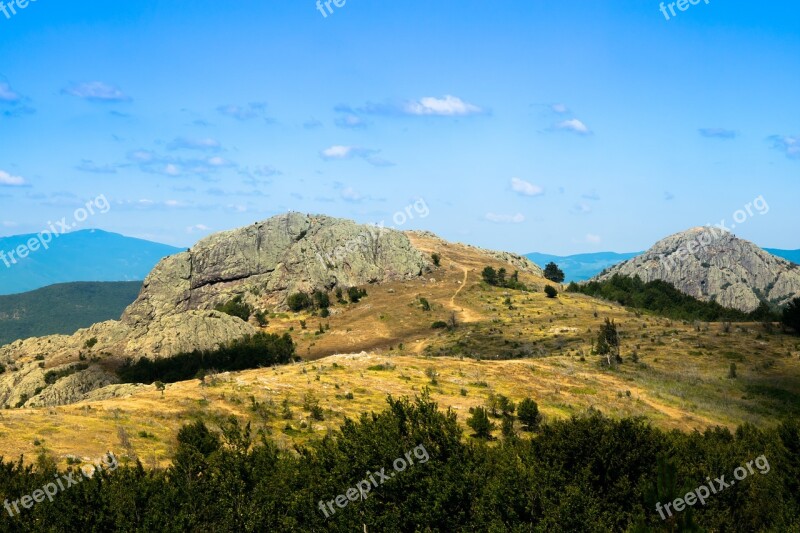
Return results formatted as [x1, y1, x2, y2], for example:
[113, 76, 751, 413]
[0, 229, 182, 295]
[595, 228, 800, 312]
[528, 248, 799, 282]
[526, 251, 640, 281]
[0, 217, 799, 471]
[0, 282, 142, 346]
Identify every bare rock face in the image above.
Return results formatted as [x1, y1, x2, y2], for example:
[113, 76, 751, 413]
[122, 212, 429, 327]
[595, 227, 800, 312]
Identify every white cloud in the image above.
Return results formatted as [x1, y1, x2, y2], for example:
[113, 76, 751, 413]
[321, 145, 355, 159]
[0, 170, 27, 187]
[485, 212, 525, 224]
[206, 156, 233, 167]
[555, 119, 591, 135]
[163, 164, 181, 176]
[319, 145, 393, 167]
[511, 177, 543, 197]
[187, 224, 211, 233]
[572, 202, 592, 214]
[76, 160, 117, 174]
[585, 234, 601, 244]
[0, 82, 21, 103]
[62, 82, 131, 102]
[335, 114, 366, 129]
[769, 135, 799, 159]
[217, 102, 270, 121]
[340, 187, 363, 202]
[167, 137, 222, 152]
[404, 95, 483, 116]
[551, 103, 568, 114]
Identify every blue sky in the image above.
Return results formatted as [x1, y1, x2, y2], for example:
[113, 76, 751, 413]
[0, 0, 797, 254]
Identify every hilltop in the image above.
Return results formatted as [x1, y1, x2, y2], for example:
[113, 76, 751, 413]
[595, 227, 800, 312]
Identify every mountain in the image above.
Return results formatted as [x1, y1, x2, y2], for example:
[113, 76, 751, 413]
[526, 251, 640, 282]
[0, 281, 142, 346]
[0, 229, 183, 295]
[0, 213, 543, 408]
[766, 248, 800, 265]
[528, 248, 798, 281]
[594, 227, 800, 312]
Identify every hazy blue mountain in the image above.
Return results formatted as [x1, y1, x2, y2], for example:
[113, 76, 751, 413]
[526, 252, 641, 282]
[766, 248, 800, 265]
[0, 229, 182, 295]
[0, 281, 142, 346]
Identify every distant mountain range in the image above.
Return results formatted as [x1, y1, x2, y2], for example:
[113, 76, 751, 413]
[527, 247, 799, 282]
[0, 230, 183, 295]
[0, 281, 143, 346]
[525, 252, 642, 282]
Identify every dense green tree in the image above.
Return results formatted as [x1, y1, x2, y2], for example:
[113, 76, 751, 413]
[467, 406, 496, 439]
[783, 297, 800, 334]
[1, 393, 799, 531]
[568, 274, 779, 322]
[312, 290, 330, 310]
[543, 262, 565, 283]
[481, 266, 498, 286]
[596, 318, 620, 365]
[517, 397, 542, 431]
[287, 292, 313, 312]
[544, 285, 558, 298]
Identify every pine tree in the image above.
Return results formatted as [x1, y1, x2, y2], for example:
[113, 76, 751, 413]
[543, 262, 565, 283]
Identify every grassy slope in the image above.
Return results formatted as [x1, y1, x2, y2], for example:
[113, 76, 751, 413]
[1, 234, 799, 468]
[0, 281, 142, 346]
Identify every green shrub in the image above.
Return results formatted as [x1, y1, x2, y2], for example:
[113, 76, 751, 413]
[287, 292, 313, 312]
[347, 287, 368, 303]
[215, 295, 253, 321]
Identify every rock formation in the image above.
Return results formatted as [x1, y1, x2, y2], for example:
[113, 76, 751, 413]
[595, 227, 800, 312]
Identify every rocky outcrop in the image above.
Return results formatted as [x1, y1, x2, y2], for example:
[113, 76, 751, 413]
[0, 213, 432, 407]
[122, 213, 429, 327]
[595, 227, 800, 312]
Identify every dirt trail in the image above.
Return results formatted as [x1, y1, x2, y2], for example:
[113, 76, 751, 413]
[447, 264, 481, 323]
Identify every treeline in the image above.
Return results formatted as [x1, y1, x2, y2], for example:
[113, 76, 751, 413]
[568, 274, 780, 322]
[0, 393, 798, 531]
[117, 332, 296, 384]
[481, 266, 527, 290]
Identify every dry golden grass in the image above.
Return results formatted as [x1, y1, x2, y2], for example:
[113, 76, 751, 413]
[1, 233, 799, 468]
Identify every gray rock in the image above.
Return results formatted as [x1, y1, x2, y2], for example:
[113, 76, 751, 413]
[595, 227, 800, 312]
